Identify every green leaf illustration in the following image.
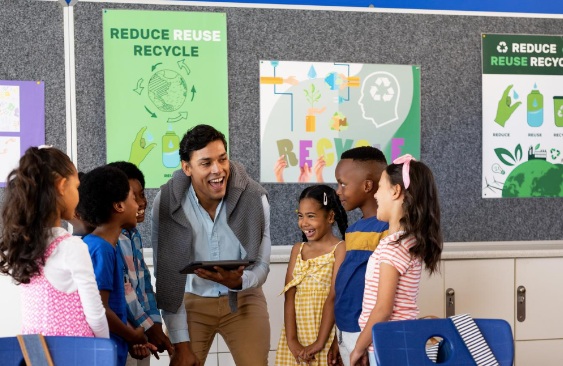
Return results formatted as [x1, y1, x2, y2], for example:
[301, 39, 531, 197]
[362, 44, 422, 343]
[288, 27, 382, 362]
[514, 144, 522, 162]
[304, 83, 322, 108]
[535, 144, 540, 150]
[494, 148, 515, 166]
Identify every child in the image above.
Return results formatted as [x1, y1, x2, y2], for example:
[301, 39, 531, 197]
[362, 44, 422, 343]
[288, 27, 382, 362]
[350, 154, 443, 366]
[68, 172, 95, 237]
[275, 185, 347, 366]
[0, 146, 109, 338]
[108, 161, 173, 365]
[76, 166, 156, 366]
[331, 146, 389, 366]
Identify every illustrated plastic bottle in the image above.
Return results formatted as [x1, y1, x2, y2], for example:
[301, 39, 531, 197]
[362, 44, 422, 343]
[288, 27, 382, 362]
[554, 96, 563, 127]
[162, 126, 180, 168]
[527, 86, 543, 127]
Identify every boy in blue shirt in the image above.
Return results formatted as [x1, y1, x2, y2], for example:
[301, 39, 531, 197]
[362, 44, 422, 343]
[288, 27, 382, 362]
[329, 147, 389, 366]
[77, 165, 156, 366]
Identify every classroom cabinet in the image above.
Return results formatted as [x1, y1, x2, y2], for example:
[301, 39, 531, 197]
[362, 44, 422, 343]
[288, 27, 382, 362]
[424, 257, 563, 366]
[514, 339, 563, 366]
[513, 258, 563, 366]
[444, 259, 515, 329]
[417, 261, 445, 318]
[514, 258, 563, 340]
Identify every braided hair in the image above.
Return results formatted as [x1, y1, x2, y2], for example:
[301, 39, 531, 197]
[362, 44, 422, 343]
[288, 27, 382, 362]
[299, 185, 348, 242]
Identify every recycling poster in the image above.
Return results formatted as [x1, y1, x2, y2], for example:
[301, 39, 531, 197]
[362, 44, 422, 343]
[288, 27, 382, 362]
[0, 80, 44, 187]
[482, 34, 563, 198]
[260, 60, 420, 183]
[103, 9, 229, 188]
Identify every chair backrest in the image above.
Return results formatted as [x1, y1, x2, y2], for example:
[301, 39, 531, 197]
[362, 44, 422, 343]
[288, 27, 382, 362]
[0, 336, 117, 366]
[372, 318, 514, 366]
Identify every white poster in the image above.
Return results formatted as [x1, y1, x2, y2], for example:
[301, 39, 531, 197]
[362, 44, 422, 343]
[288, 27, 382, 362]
[260, 60, 421, 183]
[482, 34, 563, 198]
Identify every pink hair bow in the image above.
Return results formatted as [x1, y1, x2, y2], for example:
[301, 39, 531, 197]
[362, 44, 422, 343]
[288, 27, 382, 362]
[393, 154, 416, 189]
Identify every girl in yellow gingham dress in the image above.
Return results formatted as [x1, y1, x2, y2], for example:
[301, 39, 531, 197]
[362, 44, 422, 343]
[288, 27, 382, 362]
[275, 185, 347, 365]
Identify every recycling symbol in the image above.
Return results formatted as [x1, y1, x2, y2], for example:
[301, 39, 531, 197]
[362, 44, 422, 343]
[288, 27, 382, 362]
[558, 105, 563, 118]
[497, 41, 508, 53]
[551, 148, 561, 160]
[370, 77, 395, 102]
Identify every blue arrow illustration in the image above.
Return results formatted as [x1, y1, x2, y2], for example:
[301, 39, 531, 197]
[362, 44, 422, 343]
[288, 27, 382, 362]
[272, 64, 294, 131]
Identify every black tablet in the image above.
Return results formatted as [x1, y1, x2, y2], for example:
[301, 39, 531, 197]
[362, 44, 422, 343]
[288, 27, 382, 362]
[179, 260, 256, 274]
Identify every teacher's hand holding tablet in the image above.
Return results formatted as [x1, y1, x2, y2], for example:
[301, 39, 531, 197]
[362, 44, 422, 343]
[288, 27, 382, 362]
[194, 265, 245, 290]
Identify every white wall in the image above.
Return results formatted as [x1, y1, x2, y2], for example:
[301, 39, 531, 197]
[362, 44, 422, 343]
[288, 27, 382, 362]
[0, 274, 22, 337]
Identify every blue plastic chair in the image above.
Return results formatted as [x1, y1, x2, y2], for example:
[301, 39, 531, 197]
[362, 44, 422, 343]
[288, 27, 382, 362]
[372, 318, 514, 365]
[0, 336, 117, 365]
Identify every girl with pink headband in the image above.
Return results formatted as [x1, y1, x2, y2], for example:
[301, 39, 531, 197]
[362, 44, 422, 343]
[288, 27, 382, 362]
[350, 154, 443, 366]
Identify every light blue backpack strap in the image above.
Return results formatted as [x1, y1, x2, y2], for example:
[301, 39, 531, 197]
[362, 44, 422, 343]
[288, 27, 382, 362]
[450, 314, 499, 366]
[17, 334, 54, 366]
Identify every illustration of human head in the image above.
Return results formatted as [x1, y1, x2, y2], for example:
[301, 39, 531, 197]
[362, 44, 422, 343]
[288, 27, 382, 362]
[358, 71, 400, 128]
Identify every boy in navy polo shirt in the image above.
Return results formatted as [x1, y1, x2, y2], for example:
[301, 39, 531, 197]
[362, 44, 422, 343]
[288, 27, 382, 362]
[330, 147, 389, 366]
[77, 165, 156, 366]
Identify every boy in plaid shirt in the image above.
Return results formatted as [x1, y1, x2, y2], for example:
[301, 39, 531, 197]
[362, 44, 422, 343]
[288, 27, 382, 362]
[110, 161, 173, 365]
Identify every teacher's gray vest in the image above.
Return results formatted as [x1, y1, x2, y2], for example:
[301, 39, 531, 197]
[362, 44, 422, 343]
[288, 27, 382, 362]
[156, 161, 268, 313]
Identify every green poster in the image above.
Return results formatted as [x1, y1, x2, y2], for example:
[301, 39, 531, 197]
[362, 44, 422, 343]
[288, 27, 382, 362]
[483, 34, 563, 75]
[103, 9, 229, 188]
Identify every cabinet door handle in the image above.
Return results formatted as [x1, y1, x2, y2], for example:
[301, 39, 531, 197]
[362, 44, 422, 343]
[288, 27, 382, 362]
[517, 285, 526, 322]
[446, 288, 455, 317]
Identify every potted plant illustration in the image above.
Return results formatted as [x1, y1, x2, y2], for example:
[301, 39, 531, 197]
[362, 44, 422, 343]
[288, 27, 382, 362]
[304, 83, 322, 132]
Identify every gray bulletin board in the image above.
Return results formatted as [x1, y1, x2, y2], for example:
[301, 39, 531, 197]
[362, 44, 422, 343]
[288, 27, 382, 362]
[0, 0, 66, 207]
[72, 1, 563, 246]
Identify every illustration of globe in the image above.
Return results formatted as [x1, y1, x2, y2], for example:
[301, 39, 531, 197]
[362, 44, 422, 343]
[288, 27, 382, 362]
[502, 160, 563, 197]
[148, 70, 188, 112]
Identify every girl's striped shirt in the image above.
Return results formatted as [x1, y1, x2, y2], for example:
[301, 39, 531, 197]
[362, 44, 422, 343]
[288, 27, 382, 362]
[358, 231, 422, 352]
